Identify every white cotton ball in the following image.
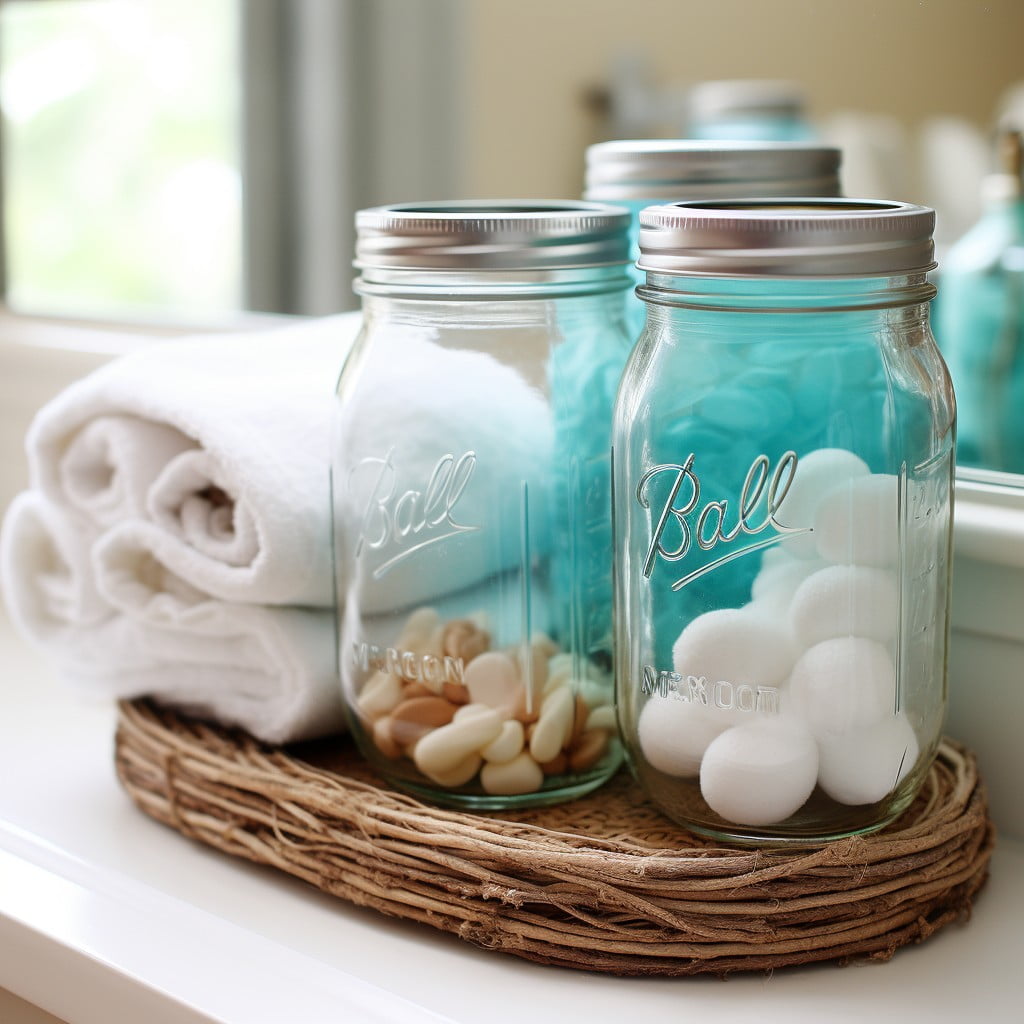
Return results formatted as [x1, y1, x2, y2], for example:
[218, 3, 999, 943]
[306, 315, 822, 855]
[814, 473, 899, 567]
[789, 637, 896, 739]
[818, 713, 920, 805]
[750, 556, 827, 611]
[699, 718, 818, 826]
[672, 607, 795, 691]
[773, 448, 870, 558]
[789, 565, 899, 648]
[637, 697, 727, 778]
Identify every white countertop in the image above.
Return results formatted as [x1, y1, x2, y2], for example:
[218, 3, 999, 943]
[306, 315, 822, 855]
[1, 614, 1022, 1024]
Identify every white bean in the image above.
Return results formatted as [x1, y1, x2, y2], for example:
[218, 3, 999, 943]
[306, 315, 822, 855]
[480, 752, 544, 795]
[414, 708, 503, 777]
[481, 720, 525, 764]
[421, 753, 482, 788]
[585, 704, 617, 733]
[529, 687, 575, 764]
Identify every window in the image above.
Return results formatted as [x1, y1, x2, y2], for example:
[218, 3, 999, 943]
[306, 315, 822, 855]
[1, 0, 242, 320]
[0, 0, 462, 322]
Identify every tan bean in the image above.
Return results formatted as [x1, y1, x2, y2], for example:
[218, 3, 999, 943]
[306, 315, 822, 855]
[414, 707, 503, 777]
[566, 695, 591, 751]
[356, 671, 402, 720]
[529, 687, 575, 764]
[569, 729, 610, 773]
[390, 696, 458, 747]
[480, 720, 525, 764]
[480, 752, 544, 795]
[372, 716, 402, 759]
[538, 752, 568, 776]
[442, 681, 471, 705]
[402, 682, 434, 700]
[441, 619, 491, 663]
[512, 685, 541, 724]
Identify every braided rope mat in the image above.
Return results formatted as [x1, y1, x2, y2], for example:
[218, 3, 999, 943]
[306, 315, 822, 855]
[115, 699, 994, 976]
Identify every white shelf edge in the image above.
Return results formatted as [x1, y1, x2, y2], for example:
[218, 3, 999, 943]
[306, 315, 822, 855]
[0, 823, 454, 1024]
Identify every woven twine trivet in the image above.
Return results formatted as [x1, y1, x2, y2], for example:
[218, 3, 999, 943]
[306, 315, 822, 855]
[114, 698, 995, 977]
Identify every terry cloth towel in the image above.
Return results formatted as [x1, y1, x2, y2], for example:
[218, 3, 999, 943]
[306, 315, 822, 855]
[2, 491, 345, 743]
[27, 312, 362, 607]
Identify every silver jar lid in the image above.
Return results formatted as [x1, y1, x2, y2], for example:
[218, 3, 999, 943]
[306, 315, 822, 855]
[637, 199, 936, 277]
[355, 201, 630, 272]
[583, 141, 840, 202]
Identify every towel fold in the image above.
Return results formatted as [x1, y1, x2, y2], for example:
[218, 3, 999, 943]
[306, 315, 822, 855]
[58, 414, 196, 527]
[2, 491, 345, 743]
[28, 313, 362, 607]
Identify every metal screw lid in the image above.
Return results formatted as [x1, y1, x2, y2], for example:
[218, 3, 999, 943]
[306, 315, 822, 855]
[637, 199, 936, 277]
[355, 200, 630, 272]
[583, 141, 841, 202]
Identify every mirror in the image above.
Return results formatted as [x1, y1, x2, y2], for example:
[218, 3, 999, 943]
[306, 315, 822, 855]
[2, 0, 1023, 480]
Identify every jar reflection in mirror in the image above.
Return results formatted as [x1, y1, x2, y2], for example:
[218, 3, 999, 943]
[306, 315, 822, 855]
[333, 202, 631, 807]
[937, 129, 1024, 474]
[613, 200, 956, 844]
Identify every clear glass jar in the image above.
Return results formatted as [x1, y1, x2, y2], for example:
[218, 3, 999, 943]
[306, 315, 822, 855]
[333, 201, 631, 808]
[583, 141, 841, 336]
[613, 200, 956, 844]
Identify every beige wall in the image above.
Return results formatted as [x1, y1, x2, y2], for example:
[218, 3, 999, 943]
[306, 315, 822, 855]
[461, 0, 1024, 198]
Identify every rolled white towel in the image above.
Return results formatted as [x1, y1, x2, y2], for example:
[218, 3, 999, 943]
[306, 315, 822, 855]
[2, 491, 345, 744]
[58, 415, 196, 528]
[2, 491, 111, 650]
[27, 313, 361, 607]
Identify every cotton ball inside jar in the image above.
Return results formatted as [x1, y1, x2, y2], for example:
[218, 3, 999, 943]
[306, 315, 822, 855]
[672, 607, 795, 692]
[817, 713, 920, 805]
[814, 473, 899, 567]
[789, 636, 895, 739]
[773, 448, 870, 558]
[789, 564, 898, 648]
[699, 718, 818, 826]
[750, 554, 827, 613]
[637, 697, 727, 778]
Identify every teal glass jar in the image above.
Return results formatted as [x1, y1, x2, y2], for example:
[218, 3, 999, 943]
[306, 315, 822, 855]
[333, 202, 631, 808]
[936, 131, 1024, 473]
[583, 141, 841, 336]
[612, 200, 956, 844]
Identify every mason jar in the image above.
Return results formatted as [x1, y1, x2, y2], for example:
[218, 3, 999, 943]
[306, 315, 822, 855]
[612, 199, 956, 843]
[583, 141, 841, 335]
[333, 201, 631, 807]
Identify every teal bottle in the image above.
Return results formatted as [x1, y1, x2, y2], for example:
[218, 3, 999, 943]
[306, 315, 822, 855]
[937, 131, 1024, 473]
